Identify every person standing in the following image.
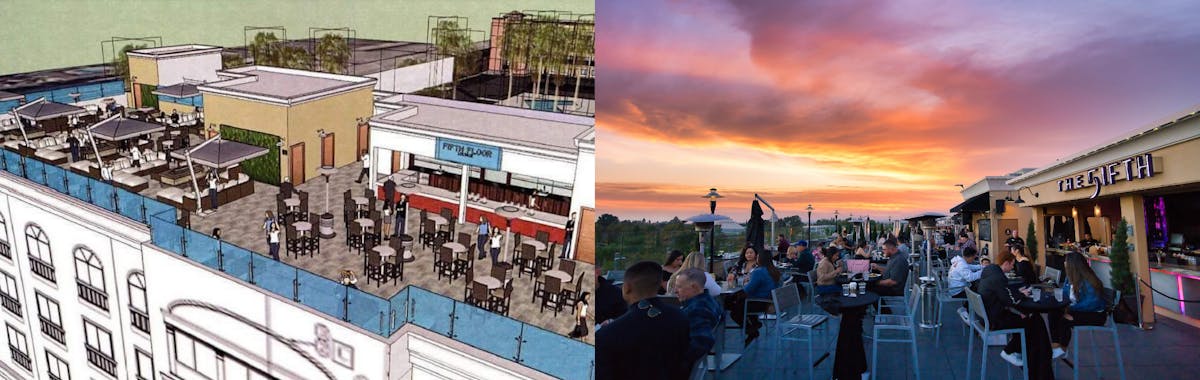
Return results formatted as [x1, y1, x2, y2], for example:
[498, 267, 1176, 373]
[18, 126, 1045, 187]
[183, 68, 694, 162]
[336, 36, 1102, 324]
[382, 177, 396, 210]
[568, 291, 591, 340]
[489, 227, 503, 264]
[340, 270, 358, 289]
[776, 234, 790, 255]
[207, 172, 219, 210]
[66, 134, 80, 162]
[393, 194, 408, 237]
[1006, 228, 1025, 249]
[381, 206, 394, 241]
[477, 216, 490, 260]
[268, 222, 281, 260]
[262, 211, 276, 246]
[130, 146, 143, 169]
[561, 212, 576, 259]
[355, 150, 371, 184]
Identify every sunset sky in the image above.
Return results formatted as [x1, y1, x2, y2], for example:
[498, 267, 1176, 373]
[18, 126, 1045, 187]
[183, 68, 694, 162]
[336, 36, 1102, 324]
[597, 0, 1200, 222]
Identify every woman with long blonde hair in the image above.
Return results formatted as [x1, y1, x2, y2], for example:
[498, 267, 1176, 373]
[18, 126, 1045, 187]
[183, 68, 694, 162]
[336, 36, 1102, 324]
[667, 252, 721, 296]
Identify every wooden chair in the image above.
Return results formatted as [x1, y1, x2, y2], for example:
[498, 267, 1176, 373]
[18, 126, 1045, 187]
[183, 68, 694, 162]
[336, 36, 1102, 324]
[435, 247, 455, 282]
[458, 232, 472, 247]
[419, 219, 437, 249]
[366, 252, 385, 286]
[466, 281, 490, 309]
[462, 268, 475, 299]
[285, 224, 300, 257]
[515, 244, 538, 279]
[490, 265, 508, 285]
[490, 282, 514, 315]
[347, 220, 364, 253]
[558, 259, 576, 278]
[536, 230, 550, 245]
[562, 277, 584, 309]
[538, 276, 565, 316]
[298, 191, 309, 215]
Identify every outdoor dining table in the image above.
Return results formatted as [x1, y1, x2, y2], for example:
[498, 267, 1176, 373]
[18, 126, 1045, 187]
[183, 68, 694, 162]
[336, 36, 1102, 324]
[544, 269, 573, 283]
[818, 291, 880, 380]
[443, 242, 468, 260]
[1017, 288, 1070, 312]
[355, 218, 374, 233]
[427, 214, 448, 227]
[709, 281, 745, 372]
[293, 221, 312, 235]
[476, 275, 503, 290]
[524, 240, 547, 251]
[372, 245, 396, 260]
[284, 197, 300, 209]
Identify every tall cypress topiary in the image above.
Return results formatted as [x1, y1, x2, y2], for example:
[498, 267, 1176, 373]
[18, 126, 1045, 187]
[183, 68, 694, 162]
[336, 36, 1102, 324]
[1026, 219, 1038, 264]
[1110, 218, 1134, 295]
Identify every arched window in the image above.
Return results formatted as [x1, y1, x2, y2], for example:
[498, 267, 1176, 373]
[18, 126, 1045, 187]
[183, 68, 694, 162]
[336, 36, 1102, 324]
[74, 247, 105, 292]
[24, 225, 54, 282]
[128, 272, 149, 334]
[128, 272, 147, 312]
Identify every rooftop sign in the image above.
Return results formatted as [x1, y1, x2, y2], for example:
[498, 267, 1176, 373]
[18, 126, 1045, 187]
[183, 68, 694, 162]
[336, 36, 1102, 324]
[1058, 153, 1161, 199]
[435, 138, 502, 170]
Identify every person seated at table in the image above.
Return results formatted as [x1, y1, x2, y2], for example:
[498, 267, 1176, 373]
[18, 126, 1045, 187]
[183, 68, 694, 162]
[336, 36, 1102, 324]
[667, 252, 721, 297]
[979, 249, 1054, 377]
[786, 240, 815, 274]
[674, 268, 723, 376]
[728, 249, 780, 345]
[1011, 244, 1039, 285]
[948, 247, 984, 298]
[958, 233, 977, 252]
[1048, 251, 1110, 359]
[1078, 233, 1100, 249]
[1005, 228, 1025, 249]
[661, 250, 685, 293]
[596, 261, 689, 380]
[854, 241, 870, 259]
[869, 239, 908, 296]
[815, 246, 846, 295]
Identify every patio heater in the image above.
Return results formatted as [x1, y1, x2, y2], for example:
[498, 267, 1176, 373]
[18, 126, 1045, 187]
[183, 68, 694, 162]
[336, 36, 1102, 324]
[317, 130, 337, 238]
[806, 204, 813, 241]
[687, 213, 729, 274]
[701, 188, 724, 273]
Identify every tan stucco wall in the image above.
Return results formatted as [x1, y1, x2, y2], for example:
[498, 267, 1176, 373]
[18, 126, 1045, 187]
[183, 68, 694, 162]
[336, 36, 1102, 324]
[202, 93, 289, 180]
[128, 56, 159, 85]
[285, 87, 374, 181]
[158, 100, 191, 114]
[968, 194, 1033, 257]
[1019, 138, 1200, 207]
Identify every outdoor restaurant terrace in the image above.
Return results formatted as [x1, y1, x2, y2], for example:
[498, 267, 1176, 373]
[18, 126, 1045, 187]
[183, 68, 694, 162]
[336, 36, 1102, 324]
[0, 96, 593, 379]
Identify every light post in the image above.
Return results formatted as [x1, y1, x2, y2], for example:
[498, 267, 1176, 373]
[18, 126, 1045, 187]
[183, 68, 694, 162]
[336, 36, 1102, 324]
[834, 210, 839, 238]
[806, 204, 813, 241]
[702, 188, 724, 273]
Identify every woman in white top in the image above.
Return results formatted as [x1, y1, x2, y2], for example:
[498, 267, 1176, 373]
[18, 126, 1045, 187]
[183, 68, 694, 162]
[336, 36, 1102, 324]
[130, 146, 142, 168]
[489, 227, 503, 264]
[667, 252, 722, 296]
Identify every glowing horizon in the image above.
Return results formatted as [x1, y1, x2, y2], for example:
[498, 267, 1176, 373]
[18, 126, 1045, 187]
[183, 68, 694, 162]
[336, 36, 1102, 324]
[597, 0, 1200, 222]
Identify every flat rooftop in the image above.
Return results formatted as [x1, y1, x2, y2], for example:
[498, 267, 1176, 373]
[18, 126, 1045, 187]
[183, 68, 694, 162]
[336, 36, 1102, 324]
[201, 66, 375, 102]
[0, 63, 116, 93]
[128, 44, 222, 58]
[372, 95, 594, 154]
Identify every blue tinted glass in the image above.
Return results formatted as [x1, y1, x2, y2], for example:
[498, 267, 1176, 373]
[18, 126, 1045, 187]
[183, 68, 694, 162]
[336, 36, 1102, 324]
[221, 242, 253, 282]
[185, 229, 220, 269]
[455, 301, 522, 361]
[24, 159, 45, 184]
[347, 288, 389, 335]
[519, 325, 594, 380]
[149, 214, 184, 254]
[89, 180, 116, 211]
[252, 254, 296, 300]
[66, 171, 91, 201]
[408, 287, 454, 336]
[44, 165, 67, 193]
[296, 269, 346, 319]
[389, 288, 408, 334]
[116, 188, 145, 222]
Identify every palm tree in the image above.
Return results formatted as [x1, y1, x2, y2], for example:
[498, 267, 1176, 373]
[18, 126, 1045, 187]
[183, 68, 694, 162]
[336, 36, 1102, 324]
[249, 32, 282, 66]
[432, 19, 473, 100]
[502, 16, 532, 101]
[549, 22, 571, 107]
[279, 46, 313, 70]
[529, 16, 557, 104]
[571, 21, 594, 108]
[316, 34, 351, 74]
[113, 44, 148, 91]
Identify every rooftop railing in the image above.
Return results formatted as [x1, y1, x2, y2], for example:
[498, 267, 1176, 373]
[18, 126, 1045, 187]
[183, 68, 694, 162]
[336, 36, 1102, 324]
[0, 150, 593, 380]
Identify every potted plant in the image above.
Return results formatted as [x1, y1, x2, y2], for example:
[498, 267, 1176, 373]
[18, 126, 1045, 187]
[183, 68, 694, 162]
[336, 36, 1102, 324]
[1109, 218, 1140, 324]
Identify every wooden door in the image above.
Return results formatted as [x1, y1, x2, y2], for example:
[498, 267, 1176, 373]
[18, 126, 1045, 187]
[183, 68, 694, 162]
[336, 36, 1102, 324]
[290, 143, 305, 185]
[356, 122, 369, 158]
[575, 207, 595, 264]
[391, 151, 402, 175]
[131, 84, 142, 108]
[321, 134, 335, 167]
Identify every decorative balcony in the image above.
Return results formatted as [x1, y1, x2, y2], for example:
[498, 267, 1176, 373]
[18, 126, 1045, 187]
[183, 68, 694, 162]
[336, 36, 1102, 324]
[0, 292, 20, 317]
[86, 346, 117, 376]
[77, 281, 109, 311]
[39, 316, 64, 344]
[28, 256, 55, 283]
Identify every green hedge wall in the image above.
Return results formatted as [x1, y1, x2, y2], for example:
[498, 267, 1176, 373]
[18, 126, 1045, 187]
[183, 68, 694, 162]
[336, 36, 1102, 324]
[220, 125, 280, 186]
[139, 84, 158, 109]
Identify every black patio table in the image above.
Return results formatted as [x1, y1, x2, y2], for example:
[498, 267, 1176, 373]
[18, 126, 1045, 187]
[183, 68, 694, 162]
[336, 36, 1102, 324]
[1017, 289, 1070, 312]
[837, 272, 882, 285]
[817, 291, 880, 379]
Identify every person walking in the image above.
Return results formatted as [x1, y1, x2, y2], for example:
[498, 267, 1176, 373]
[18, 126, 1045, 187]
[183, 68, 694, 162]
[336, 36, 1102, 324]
[268, 222, 281, 260]
[66, 134, 80, 162]
[489, 227, 503, 264]
[130, 146, 143, 169]
[477, 216, 490, 260]
[355, 150, 370, 183]
[561, 212, 576, 259]
[262, 211, 276, 246]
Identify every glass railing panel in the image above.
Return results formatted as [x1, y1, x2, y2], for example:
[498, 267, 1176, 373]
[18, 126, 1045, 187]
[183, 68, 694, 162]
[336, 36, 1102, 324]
[220, 242, 253, 282]
[519, 324, 594, 380]
[1, 151, 18, 175]
[44, 165, 67, 194]
[251, 254, 296, 300]
[144, 199, 174, 224]
[116, 188, 145, 223]
[149, 214, 184, 253]
[407, 287, 454, 336]
[66, 171, 91, 202]
[295, 269, 346, 320]
[454, 301, 522, 362]
[347, 288, 389, 335]
[24, 159, 44, 185]
[89, 179, 116, 212]
[389, 288, 408, 334]
[184, 229, 219, 269]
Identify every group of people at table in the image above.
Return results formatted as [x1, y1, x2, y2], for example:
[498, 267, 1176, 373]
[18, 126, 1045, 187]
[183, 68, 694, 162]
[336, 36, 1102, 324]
[595, 231, 1112, 380]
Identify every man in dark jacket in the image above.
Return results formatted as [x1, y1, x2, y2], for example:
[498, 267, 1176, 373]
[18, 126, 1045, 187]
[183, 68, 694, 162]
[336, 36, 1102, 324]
[978, 252, 1053, 379]
[382, 177, 396, 210]
[594, 266, 626, 326]
[597, 261, 689, 380]
[674, 268, 722, 376]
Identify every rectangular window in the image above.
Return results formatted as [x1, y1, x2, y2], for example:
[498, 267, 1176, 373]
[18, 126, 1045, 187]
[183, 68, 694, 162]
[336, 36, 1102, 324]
[173, 329, 195, 369]
[135, 349, 154, 380]
[5, 324, 29, 371]
[83, 319, 116, 365]
[0, 271, 20, 316]
[45, 351, 70, 380]
[35, 293, 63, 344]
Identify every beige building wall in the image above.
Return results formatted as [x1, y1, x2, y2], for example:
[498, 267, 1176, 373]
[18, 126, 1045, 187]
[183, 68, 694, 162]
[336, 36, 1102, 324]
[127, 55, 160, 107]
[1019, 139, 1200, 207]
[967, 194, 1032, 258]
[285, 87, 374, 182]
[158, 99, 192, 115]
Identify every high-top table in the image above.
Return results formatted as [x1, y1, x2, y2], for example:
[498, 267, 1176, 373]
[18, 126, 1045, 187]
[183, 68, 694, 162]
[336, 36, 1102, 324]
[818, 291, 880, 379]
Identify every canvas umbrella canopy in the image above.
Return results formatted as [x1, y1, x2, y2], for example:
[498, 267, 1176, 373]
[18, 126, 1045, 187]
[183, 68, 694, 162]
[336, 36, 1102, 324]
[745, 200, 766, 259]
[172, 135, 269, 212]
[88, 116, 164, 141]
[0, 91, 21, 102]
[13, 98, 86, 121]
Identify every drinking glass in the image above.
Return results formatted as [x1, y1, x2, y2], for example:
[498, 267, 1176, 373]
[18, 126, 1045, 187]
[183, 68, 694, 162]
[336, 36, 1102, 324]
[1055, 288, 1064, 302]
[1032, 288, 1042, 301]
[842, 284, 850, 297]
[858, 281, 866, 295]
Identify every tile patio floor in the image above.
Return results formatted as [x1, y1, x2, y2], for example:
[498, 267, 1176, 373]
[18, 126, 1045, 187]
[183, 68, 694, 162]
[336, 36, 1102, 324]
[704, 300, 1200, 379]
[188, 162, 594, 343]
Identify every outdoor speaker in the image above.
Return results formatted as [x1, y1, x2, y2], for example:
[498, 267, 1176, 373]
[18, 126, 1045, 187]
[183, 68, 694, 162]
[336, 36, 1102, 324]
[995, 200, 1006, 214]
